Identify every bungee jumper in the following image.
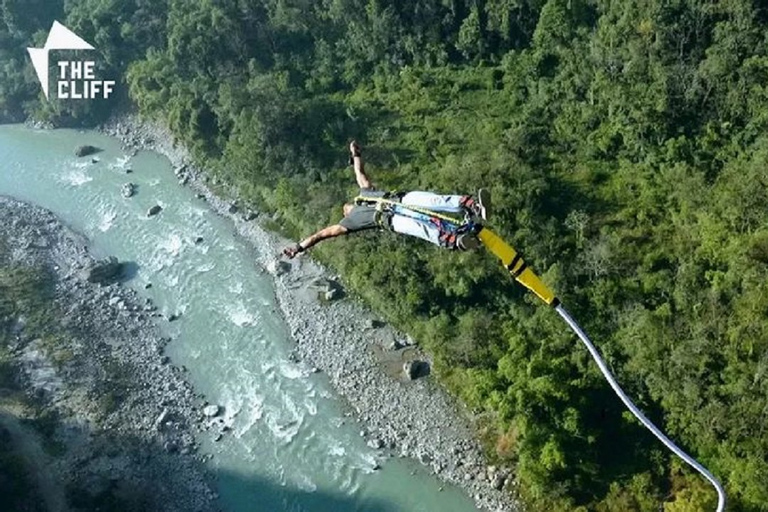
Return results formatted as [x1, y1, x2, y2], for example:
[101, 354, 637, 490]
[281, 140, 727, 512]
[282, 141, 490, 258]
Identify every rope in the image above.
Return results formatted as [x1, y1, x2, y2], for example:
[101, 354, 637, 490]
[554, 304, 726, 511]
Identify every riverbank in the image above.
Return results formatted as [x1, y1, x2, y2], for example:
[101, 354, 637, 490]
[0, 196, 217, 512]
[100, 115, 519, 512]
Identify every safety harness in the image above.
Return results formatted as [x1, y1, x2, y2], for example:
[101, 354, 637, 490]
[353, 192, 476, 249]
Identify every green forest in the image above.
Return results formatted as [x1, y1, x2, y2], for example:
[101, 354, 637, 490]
[2, 1, 768, 510]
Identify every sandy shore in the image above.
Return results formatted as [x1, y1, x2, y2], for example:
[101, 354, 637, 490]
[100, 114, 520, 512]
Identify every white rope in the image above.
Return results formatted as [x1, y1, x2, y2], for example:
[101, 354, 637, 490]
[554, 304, 726, 511]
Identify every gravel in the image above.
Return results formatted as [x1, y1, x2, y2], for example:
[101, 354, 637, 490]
[0, 196, 217, 512]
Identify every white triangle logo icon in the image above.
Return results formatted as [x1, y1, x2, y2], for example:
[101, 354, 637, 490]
[26, 21, 95, 99]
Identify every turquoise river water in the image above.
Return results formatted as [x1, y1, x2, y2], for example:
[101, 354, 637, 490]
[0, 124, 480, 512]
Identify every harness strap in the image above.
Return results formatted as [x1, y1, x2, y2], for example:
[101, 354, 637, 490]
[354, 193, 478, 239]
[373, 200, 394, 230]
[354, 194, 464, 224]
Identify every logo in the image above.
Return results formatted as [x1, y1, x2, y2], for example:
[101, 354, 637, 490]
[27, 21, 115, 100]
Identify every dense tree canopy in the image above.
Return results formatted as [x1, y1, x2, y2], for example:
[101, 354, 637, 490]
[3, 1, 768, 510]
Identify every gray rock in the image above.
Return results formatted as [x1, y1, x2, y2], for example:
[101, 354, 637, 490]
[311, 278, 343, 301]
[147, 205, 162, 217]
[202, 405, 220, 418]
[403, 360, 430, 380]
[75, 144, 99, 157]
[243, 211, 257, 221]
[267, 260, 291, 276]
[367, 438, 384, 449]
[228, 203, 238, 214]
[81, 257, 123, 285]
[121, 183, 135, 198]
[381, 333, 402, 351]
[155, 408, 170, 430]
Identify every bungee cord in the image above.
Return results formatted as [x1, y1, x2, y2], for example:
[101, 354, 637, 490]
[373, 200, 727, 510]
[555, 304, 726, 512]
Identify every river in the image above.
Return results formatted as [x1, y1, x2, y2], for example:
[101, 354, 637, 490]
[0, 124, 479, 512]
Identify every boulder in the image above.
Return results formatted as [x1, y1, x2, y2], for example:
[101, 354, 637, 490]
[491, 473, 506, 490]
[154, 408, 170, 430]
[403, 360, 430, 380]
[202, 405, 221, 418]
[381, 333, 402, 351]
[266, 259, 291, 276]
[228, 203, 238, 214]
[367, 438, 384, 450]
[147, 205, 162, 217]
[121, 183, 135, 198]
[81, 257, 123, 284]
[243, 211, 257, 221]
[75, 144, 99, 157]
[311, 277, 343, 301]
[194, 236, 204, 245]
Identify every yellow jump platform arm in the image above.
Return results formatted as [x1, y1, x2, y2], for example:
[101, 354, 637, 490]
[477, 228, 559, 307]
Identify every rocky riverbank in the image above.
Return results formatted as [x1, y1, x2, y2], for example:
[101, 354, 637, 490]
[100, 114, 520, 512]
[0, 196, 218, 512]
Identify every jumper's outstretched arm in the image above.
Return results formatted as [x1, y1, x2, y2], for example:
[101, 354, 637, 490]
[283, 224, 348, 258]
[350, 140, 372, 189]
